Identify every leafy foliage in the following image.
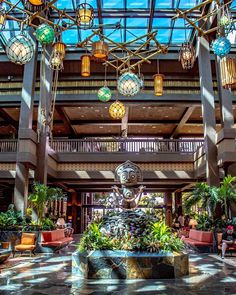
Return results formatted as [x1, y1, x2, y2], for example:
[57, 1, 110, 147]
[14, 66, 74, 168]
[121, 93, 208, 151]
[78, 218, 185, 253]
[0, 204, 23, 230]
[28, 183, 66, 224]
[195, 214, 213, 231]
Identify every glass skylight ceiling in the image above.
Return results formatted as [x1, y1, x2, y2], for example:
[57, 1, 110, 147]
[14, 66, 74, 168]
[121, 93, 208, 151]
[0, 0, 233, 50]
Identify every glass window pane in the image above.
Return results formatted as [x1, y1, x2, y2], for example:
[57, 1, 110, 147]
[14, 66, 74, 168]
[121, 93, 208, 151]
[155, 29, 170, 43]
[171, 29, 192, 44]
[102, 0, 124, 9]
[156, 0, 172, 8]
[152, 18, 171, 28]
[62, 29, 78, 44]
[178, 0, 198, 8]
[127, 0, 149, 8]
[126, 29, 148, 42]
[56, 0, 73, 9]
[126, 18, 148, 28]
[104, 29, 124, 42]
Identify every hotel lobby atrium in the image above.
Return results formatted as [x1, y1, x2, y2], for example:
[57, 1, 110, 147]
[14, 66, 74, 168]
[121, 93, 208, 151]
[1, 0, 236, 294]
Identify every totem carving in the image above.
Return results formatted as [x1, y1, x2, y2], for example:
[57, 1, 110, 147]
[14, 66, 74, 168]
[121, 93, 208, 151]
[112, 160, 145, 210]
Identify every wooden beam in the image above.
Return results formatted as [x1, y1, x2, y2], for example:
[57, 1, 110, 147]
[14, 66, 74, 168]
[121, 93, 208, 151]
[55, 106, 78, 137]
[0, 108, 17, 129]
[170, 106, 196, 138]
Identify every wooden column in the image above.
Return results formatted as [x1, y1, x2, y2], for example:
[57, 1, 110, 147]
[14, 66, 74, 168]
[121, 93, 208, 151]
[14, 34, 38, 213]
[215, 55, 235, 164]
[198, 36, 220, 186]
[35, 47, 53, 184]
[164, 191, 172, 227]
[174, 192, 182, 215]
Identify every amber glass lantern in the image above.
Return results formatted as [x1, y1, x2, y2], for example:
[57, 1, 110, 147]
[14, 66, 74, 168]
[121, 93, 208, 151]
[109, 100, 126, 119]
[81, 55, 90, 77]
[220, 57, 236, 89]
[92, 40, 109, 59]
[153, 74, 164, 96]
[76, 2, 94, 29]
[49, 41, 66, 71]
[0, 12, 6, 30]
[24, 0, 45, 11]
[53, 41, 66, 58]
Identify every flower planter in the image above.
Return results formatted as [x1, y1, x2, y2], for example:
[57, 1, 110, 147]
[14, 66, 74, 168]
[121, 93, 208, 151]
[72, 250, 189, 279]
[1, 241, 10, 249]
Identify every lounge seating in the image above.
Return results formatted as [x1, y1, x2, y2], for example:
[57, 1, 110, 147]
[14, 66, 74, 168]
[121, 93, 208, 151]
[217, 233, 236, 255]
[14, 233, 36, 256]
[41, 229, 73, 250]
[182, 229, 213, 248]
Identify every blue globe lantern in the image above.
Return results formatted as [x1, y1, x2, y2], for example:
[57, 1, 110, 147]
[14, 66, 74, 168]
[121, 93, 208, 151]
[117, 72, 141, 97]
[212, 36, 231, 57]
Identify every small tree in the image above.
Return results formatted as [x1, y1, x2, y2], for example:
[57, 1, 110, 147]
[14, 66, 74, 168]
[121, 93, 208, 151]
[28, 183, 66, 224]
[218, 175, 236, 220]
[185, 182, 220, 218]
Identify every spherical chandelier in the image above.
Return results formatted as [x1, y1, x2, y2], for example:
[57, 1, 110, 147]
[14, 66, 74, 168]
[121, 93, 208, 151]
[6, 33, 34, 65]
[35, 23, 55, 45]
[98, 86, 112, 102]
[179, 42, 195, 70]
[109, 101, 126, 119]
[117, 72, 141, 97]
[76, 2, 94, 29]
[212, 36, 231, 57]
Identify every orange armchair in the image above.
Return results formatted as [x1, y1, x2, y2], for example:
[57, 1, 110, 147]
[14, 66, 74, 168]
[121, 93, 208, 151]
[14, 233, 36, 256]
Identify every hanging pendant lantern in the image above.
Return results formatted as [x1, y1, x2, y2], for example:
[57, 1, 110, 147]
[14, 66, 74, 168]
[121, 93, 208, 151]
[98, 86, 112, 102]
[179, 42, 196, 70]
[0, 9, 6, 31]
[117, 72, 141, 97]
[35, 23, 55, 45]
[6, 33, 35, 65]
[24, 0, 45, 11]
[109, 100, 126, 119]
[92, 40, 109, 59]
[153, 74, 164, 96]
[220, 57, 236, 89]
[81, 54, 90, 77]
[212, 36, 231, 57]
[49, 41, 66, 71]
[76, 2, 94, 29]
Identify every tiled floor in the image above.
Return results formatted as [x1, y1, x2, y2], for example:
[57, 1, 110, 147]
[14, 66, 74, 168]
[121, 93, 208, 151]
[0, 242, 236, 295]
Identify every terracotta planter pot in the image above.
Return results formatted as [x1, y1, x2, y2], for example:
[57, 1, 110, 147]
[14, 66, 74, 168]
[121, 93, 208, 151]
[1, 242, 10, 249]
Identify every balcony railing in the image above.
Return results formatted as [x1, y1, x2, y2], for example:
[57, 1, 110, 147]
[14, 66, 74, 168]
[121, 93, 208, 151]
[0, 139, 18, 152]
[50, 139, 204, 154]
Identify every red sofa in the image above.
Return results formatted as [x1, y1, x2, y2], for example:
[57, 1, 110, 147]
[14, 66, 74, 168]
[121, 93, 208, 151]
[182, 229, 213, 247]
[41, 229, 73, 249]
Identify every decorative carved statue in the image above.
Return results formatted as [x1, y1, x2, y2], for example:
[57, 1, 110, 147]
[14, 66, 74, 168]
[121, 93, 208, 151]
[112, 160, 145, 210]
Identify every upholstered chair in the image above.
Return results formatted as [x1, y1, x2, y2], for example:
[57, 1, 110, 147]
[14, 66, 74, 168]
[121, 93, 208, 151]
[14, 233, 36, 256]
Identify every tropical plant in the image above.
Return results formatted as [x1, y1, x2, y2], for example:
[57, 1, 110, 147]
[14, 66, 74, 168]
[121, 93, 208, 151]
[28, 183, 66, 224]
[0, 204, 24, 230]
[195, 213, 213, 231]
[185, 182, 220, 218]
[218, 175, 236, 219]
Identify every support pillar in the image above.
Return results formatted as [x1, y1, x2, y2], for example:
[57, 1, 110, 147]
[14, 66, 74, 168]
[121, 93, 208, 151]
[35, 47, 53, 184]
[215, 55, 235, 168]
[14, 34, 38, 213]
[164, 191, 172, 227]
[198, 36, 220, 186]
[174, 192, 182, 215]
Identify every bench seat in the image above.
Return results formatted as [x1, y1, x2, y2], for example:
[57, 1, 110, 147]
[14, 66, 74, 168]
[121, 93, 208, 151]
[182, 229, 213, 248]
[41, 229, 73, 249]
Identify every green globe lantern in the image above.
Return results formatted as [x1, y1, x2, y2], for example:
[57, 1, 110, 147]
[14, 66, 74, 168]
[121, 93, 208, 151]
[97, 86, 112, 102]
[35, 24, 55, 45]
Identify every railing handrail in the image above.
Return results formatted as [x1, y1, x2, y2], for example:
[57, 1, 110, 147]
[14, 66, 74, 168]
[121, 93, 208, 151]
[49, 138, 204, 154]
